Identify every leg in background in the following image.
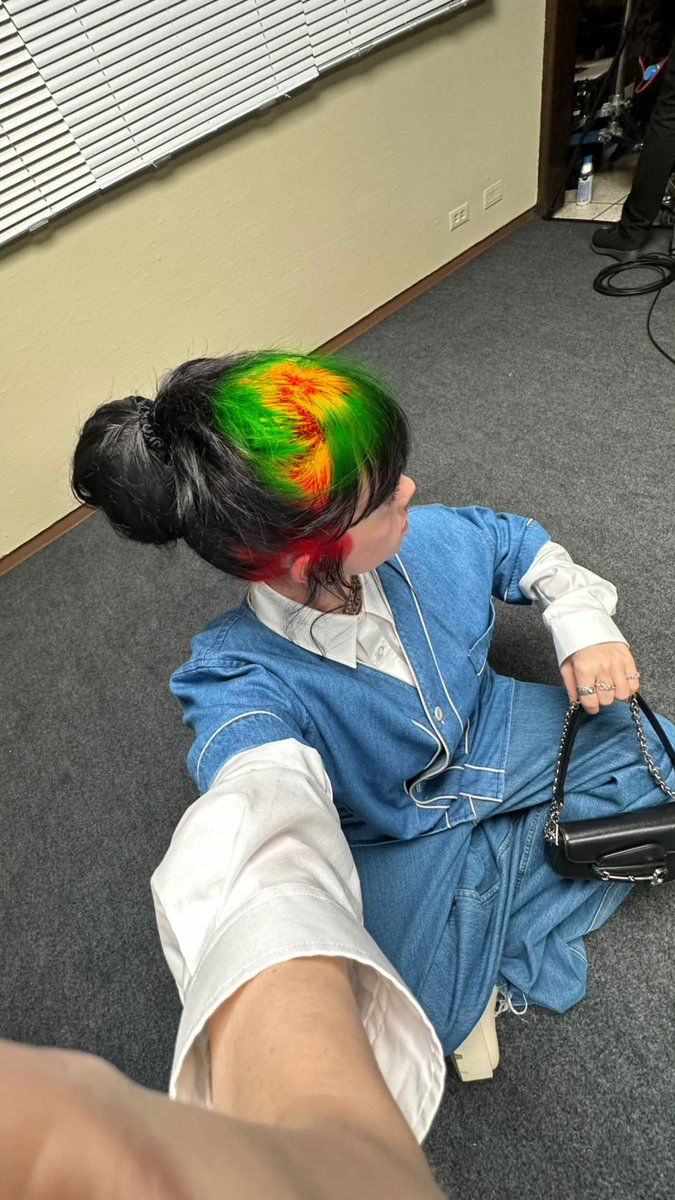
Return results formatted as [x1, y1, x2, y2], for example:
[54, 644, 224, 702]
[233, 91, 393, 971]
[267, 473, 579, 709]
[593, 33, 675, 253]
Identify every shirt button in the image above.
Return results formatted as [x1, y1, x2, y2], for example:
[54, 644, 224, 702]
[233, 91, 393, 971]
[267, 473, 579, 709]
[434, 706, 444, 722]
[375, 645, 385, 659]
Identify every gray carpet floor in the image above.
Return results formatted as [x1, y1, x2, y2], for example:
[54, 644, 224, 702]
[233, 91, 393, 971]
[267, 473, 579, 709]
[2, 216, 674, 1199]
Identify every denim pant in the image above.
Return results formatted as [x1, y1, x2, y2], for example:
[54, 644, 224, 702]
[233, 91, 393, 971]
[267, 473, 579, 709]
[350, 680, 675, 1055]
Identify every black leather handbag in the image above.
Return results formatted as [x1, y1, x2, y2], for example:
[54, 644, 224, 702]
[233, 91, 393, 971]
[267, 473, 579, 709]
[544, 692, 675, 885]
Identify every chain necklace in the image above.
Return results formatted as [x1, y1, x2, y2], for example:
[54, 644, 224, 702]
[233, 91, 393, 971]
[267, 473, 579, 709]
[342, 574, 362, 616]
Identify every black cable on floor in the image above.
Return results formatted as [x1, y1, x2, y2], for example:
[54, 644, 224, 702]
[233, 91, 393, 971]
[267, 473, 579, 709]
[593, 253, 675, 365]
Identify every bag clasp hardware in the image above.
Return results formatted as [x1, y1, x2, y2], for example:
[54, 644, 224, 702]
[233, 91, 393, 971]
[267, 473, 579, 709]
[593, 863, 668, 886]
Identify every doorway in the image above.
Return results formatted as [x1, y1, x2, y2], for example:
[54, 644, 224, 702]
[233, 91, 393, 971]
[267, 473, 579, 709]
[538, 0, 674, 225]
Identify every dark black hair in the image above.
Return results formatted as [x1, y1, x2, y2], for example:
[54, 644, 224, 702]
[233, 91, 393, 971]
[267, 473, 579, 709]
[70, 351, 410, 642]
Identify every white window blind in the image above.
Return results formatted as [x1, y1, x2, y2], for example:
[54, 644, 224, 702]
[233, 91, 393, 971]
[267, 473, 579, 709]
[1, 0, 481, 249]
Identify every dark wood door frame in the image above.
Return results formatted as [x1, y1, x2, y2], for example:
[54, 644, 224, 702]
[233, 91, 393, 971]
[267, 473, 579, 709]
[538, 0, 583, 215]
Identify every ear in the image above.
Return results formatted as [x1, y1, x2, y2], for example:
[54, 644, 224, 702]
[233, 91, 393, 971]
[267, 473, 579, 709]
[288, 552, 311, 584]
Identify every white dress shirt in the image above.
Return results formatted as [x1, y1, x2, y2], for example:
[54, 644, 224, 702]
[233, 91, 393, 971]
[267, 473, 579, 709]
[150, 540, 629, 1143]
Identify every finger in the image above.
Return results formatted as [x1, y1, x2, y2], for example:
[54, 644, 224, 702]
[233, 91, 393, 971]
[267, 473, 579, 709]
[559, 661, 578, 705]
[609, 647, 641, 703]
[594, 665, 616, 707]
[624, 647, 642, 698]
[612, 658, 632, 702]
[574, 665, 600, 714]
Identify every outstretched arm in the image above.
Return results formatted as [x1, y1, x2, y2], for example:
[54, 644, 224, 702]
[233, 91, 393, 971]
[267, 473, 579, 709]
[0, 741, 448, 1200]
[0, 1022, 445, 1200]
[208, 953, 446, 1200]
[149, 739, 448, 1197]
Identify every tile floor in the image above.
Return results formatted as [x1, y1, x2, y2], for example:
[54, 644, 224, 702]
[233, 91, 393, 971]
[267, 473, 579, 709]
[553, 157, 637, 223]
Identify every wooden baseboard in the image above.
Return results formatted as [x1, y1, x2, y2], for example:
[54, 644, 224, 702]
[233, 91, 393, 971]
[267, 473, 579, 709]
[1, 206, 533, 579]
[318, 207, 533, 352]
[1, 503, 98, 578]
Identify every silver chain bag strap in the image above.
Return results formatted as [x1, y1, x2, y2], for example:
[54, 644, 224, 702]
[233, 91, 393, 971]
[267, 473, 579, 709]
[544, 692, 675, 886]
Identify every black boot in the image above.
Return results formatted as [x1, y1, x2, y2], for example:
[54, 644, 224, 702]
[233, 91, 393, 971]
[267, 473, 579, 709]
[591, 221, 648, 258]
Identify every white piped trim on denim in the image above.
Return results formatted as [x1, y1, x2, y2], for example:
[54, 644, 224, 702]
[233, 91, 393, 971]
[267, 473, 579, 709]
[394, 554, 465, 736]
[196, 710, 289, 792]
[370, 568, 453, 774]
[447, 763, 505, 774]
[422, 791, 503, 805]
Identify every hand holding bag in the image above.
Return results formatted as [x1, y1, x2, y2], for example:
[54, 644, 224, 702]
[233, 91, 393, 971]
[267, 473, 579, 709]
[544, 692, 675, 885]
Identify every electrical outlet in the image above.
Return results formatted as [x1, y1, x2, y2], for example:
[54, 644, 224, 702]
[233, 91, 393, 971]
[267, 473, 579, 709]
[483, 180, 503, 209]
[449, 202, 469, 230]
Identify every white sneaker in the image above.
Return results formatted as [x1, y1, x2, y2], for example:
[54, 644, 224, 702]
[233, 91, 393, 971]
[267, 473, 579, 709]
[451, 986, 500, 1082]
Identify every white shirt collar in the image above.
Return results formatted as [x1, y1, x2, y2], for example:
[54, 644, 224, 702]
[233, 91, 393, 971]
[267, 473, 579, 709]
[247, 570, 395, 668]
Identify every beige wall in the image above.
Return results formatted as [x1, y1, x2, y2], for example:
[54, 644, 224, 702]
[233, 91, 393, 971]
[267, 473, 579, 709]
[0, 1, 545, 559]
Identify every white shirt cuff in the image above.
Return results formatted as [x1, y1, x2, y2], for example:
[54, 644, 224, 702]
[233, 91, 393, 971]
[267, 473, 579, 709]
[542, 609, 629, 667]
[167, 888, 447, 1146]
[518, 540, 630, 666]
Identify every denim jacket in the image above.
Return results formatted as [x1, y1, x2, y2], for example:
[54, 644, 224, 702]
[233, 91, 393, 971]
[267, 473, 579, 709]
[169, 504, 553, 846]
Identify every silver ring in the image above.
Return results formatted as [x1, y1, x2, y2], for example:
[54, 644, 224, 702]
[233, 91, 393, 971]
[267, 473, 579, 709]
[577, 686, 597, 696]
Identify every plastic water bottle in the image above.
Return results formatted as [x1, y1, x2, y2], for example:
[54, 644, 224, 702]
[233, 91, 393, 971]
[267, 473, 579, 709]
[577, 155, 594, 205]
